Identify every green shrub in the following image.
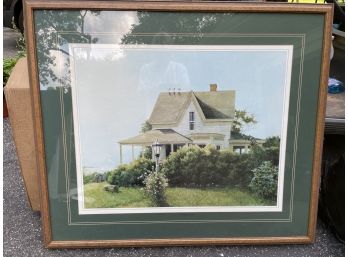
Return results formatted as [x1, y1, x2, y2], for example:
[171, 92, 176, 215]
[3, 23, 26, 87]
[83, 173, 96, 184]
[162, 145, 211, 187]
[104, 184, 119, 193]
[249, 143, 280, 168]
[139, 146, 152, 159]
[83, 172, 106, 184]
[263, 147, 280, 166]
[249, 161, 278, 201]
[263, 136, 280, 148]
[107, 142, 280, 190]
[162, 145, 255, 188]
[107, 158, 154, 187]
[3, 58, 18, 87]
[226, 153, 255, 188]
[144, 171, 168, 207]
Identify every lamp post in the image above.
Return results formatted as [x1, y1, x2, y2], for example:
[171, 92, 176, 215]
[152, 139, 161, 172]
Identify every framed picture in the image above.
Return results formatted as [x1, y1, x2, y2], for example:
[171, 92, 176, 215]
[25, 0, 333, 247]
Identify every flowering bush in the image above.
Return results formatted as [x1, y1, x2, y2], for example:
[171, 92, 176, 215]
[144, 171, 168, 207]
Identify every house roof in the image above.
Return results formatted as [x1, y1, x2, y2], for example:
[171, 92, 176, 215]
[118, 129, 192, 145]
[194, 92, 235, 119]
[148, 90, 235, 125]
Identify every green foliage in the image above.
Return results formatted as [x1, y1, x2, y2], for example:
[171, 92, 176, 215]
[225, 153, 255, 188]
[83, 183, 272, 208]
[11, 19, 26, 58]
[83, 172, 106, 184]
[162, 143, 280, 189]
[3, 23, 26, 87]
[231, 109, 257, 133]
[162, 145, 253, 188]
[140, 120, 152, 133]
[107, 158, 154, 187]
[250, 139, 280, 167]
[249, 161, 278, 201]
[122, 12, 219, 45]
[103, 184, 119, 193]
[83, 173, 95, 184]
[3, 58, 18, 87]
[166, 187, 272, 207]
[263, 136, 280, 148]
[139, 146, 152, 159]
[84, 182, 151, 208]
[34, 10, 100, 88]
[144, 171, 168, 207]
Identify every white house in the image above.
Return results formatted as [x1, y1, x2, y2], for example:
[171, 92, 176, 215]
[118, 84, 264, 162]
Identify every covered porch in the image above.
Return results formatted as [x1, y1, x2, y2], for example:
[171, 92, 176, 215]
[229, 139, 266, 154]
[188, 132, 226, 149]
[118, 129, 192, 164]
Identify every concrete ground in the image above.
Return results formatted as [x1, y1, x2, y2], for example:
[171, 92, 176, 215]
[3, 119, 345, 257]
[3, 27, 344, 257]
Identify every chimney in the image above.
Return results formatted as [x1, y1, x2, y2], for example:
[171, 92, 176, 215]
[210, 83, 217, 92]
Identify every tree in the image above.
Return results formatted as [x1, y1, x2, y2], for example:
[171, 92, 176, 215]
[121, 12, 219, 45]
[263, 136, 280, 148]
[249, 136, 281, 169]
[34, 10, 100, 89]
[231, 109, 257, 133]
[140, 120, 152, 133]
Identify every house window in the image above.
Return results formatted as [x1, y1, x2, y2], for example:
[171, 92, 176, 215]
[233, 146, 245, 154]
[216, 145, 221, 150]
[189, 111, 195, 130]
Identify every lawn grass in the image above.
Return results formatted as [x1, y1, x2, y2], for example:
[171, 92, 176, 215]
[84, 182, 151, 208]
[84, 182, 273, 208]
[166, 187, 271, 207]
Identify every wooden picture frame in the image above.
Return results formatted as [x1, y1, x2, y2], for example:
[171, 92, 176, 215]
[24, 0, 333, 248]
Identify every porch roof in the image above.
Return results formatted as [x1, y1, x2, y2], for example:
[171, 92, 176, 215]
[119, 129, 192, 145]
[188, 133, 225, 140]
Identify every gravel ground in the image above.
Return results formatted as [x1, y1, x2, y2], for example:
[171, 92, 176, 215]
[3, 118, 345, 257]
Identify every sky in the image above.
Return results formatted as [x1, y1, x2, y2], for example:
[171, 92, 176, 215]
[70, 44, 291, 171]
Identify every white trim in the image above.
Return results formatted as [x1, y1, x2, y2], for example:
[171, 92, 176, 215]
[69, 44, 293, 215]
[79, 205, 282, 214]
[69, 46, 86, 214]
[277, 44, 293, 211]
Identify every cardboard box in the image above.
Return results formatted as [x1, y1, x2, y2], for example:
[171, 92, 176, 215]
[4, 57, 40, 212]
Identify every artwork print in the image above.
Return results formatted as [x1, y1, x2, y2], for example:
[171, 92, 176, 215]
[27, 4, 332, 245]
[68, 42, 293, 214]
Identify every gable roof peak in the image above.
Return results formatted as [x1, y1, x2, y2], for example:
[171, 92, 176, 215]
[149, 88, 235, 125]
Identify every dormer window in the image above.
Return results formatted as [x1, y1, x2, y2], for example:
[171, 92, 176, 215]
[189, 111, 195, 130]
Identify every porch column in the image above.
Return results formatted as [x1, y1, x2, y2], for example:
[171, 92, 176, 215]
[171, 144, 174, 153]
[119, 144, 123, 164]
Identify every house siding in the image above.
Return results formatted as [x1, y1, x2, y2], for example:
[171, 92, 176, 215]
[152, 101, 232, 148]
